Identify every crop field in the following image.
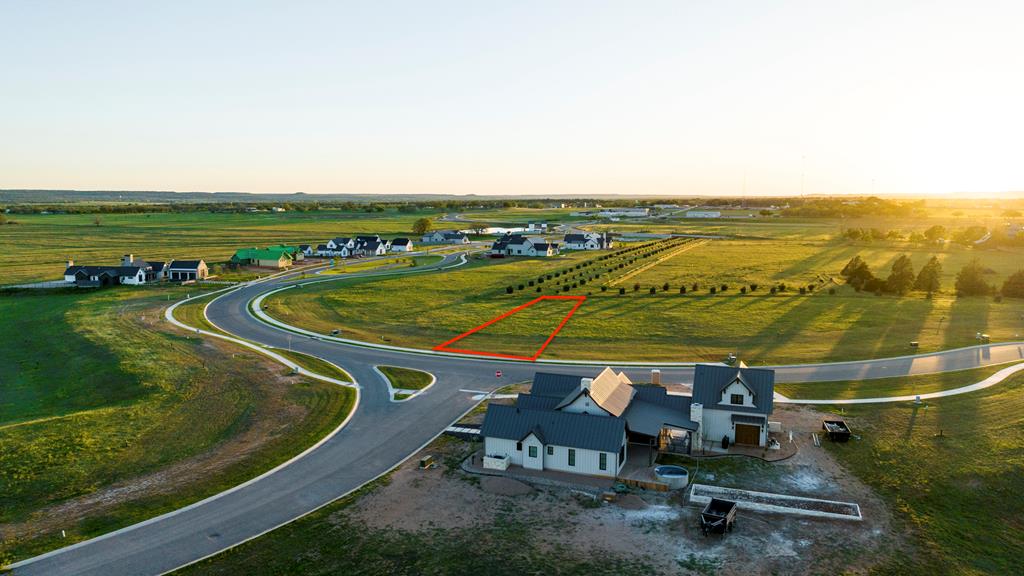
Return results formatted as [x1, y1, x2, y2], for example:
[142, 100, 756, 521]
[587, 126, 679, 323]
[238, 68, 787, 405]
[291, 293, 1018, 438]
[0, 286, 355, 561]
[265, 234, 1024, 364]
[823, 372, 1024, 574]
[0, 209, 444, 285]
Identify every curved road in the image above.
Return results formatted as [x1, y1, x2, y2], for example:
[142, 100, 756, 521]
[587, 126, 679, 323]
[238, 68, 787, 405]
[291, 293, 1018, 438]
[13, 254, 1024, 575]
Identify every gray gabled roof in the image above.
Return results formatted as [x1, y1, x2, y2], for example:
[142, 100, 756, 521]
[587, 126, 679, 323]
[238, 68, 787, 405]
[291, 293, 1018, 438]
[391, 237, 410, 244]
[623, 399, 698, 436]
[691, 363, 775, 415]
[168, 260, 204, 270]
[481, 404, 625, 453]
[516, 393, 562, 412]
[564, 234, 588, 243]
[530, 372, 586, 398]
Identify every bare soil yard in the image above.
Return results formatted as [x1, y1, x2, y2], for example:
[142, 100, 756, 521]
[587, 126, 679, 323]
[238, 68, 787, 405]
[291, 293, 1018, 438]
[346, 404, 897, 575]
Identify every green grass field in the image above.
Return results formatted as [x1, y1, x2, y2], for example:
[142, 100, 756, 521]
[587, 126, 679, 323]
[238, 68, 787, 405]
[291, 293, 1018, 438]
[264, 235, 1024, 363]
[775, 363, 1017, 399]
[274, 349, 353, 382]
[822, 373, 1024, 574]
[377, 365, 432, 390]
[0, 286, 355, 562]
[0, 209, 444, 285]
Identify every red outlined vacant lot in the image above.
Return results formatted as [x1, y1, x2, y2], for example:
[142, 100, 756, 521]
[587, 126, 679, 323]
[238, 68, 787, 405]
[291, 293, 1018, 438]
[433, 295, 586, 361]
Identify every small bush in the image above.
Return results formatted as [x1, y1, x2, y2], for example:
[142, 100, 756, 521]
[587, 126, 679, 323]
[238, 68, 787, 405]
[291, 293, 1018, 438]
[563, 285, 570, 292]
[828, 287, 836, 295]
[770, 286, 777, 294]
[679, 286, 686, 294]
[601, 286, 607, 292]
[710, 287, 717, 294]
[662, 282, 669, 291]
[619, 287, 626, 295]
[692, 283, 698, 291]
[506, 286, 513, 294]
[721, 284, 728, 291]
[750, 283, 758, 292]
[536, 287, 542, 292]
[649, 287, 656, 294]
[779, 283, 787, 292]
[740, 286, 747, 294]
[633, 283, 640, 292]
[799, 287, 807, 294]
[528, 280, 534, 286]
[807, 284, 815, 292]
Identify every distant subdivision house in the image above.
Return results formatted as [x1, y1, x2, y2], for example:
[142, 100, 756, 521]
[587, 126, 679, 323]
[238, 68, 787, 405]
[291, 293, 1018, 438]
[422, 230, 470, 244]
[389, 237, 413, 252]
[489, 234, 559, 257]
[563, 232, 611, 250]
[63, 254, 162, 287]
[167, 260, 209, 281]
[480, 363, 775, 478]
[230, 248, 292, 269]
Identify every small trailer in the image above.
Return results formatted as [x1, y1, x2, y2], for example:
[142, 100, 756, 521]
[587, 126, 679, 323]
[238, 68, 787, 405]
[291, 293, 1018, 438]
[822, 419, 852, 442]
[700, 498, 738, 536]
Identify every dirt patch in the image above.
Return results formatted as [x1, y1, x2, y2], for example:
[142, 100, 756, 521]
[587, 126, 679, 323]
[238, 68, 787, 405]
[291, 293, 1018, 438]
[348, 404, 900, 575]
[480, 476, 534, 496]
[615, 494, 648, 510]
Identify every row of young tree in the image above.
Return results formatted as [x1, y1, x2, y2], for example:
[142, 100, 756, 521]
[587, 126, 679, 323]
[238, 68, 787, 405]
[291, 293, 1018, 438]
[842, 225, 989, 245]
[841, 254, 1024, 298]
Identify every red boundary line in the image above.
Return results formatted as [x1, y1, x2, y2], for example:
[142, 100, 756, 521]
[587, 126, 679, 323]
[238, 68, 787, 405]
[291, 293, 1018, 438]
[433, 295, 586, 361]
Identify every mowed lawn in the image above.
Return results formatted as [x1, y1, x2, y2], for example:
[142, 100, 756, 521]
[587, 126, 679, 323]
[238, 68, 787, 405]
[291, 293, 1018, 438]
[0, 209, 442, 286]
[775, 363, 1017, 400]
[264, 237, 1024, 363]
[823, 373, 1024, 574]
[0, 287, 354, 562]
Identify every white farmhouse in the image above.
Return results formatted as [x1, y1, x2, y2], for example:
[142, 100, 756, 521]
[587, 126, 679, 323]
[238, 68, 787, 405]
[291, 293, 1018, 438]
[389, 237, 413, 252]
[480, 363, 775, 479]
[563, 232, 611, 250]
[422, 230, 470, 244]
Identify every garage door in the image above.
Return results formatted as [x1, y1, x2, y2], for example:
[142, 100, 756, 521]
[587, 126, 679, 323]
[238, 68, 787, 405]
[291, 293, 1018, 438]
[735, 424, 760, 446]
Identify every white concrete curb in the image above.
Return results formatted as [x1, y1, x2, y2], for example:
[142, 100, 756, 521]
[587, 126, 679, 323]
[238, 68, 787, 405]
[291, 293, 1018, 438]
[374, 365, 437, 402]
[778, 361, 1024, 404]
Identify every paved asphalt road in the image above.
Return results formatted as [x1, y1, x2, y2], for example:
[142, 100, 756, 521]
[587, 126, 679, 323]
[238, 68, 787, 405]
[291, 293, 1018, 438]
[13, 254, 1024, 575]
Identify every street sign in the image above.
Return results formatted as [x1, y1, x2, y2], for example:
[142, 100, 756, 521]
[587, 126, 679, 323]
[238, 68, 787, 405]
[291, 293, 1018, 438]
[495, 370, 502, 378]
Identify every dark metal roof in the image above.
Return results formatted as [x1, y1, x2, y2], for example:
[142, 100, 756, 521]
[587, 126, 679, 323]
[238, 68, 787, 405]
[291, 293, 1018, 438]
[481, 404, 625, 453]
[623, 399, 698, 436]
[691, 363, 775, 415]
[169, 260, 204, 270]
[530, 372, 587, 398]
[516, 394, 562, 411]
[564, 234, 587, 243]
[391, 237, 410, 244]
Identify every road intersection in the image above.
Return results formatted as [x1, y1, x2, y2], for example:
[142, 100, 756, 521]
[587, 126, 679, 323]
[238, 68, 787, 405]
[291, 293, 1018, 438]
[12, 252, 1024, 575]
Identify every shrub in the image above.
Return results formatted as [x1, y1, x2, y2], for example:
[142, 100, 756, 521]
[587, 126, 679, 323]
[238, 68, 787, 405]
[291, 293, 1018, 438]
[779, 283, 787, 292]
[649, 287, 656, 294]
[563, 285, 570, 292]
[662, 282, 669, 291]
[807, 284, 815, 292]
[528, 280, 534, 286]
[740, 287, 746, 294]
[634, 283, 640, 292]
[828, 287, 836, 295]
[572, 282, 578, 288]
[692, 283, 698, 291]
[619, 287, 626, 295]
[506, 286, 513, 294]
[710, 287, 717, 294]
[721, 284, 728, 291]
[601, 286, 607, 292]
[799, 287, 806, 294]
[750, 283, 758, 292]
[679, 286, 686, 294]
[770, 286, 777, 294]
[580, 279, 586, 285]
[517, 284, 524, 290]
[536, 287, 541, 292]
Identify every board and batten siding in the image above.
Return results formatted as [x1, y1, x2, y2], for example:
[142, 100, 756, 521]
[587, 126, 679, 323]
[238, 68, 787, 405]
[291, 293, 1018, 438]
[701, 408, 766, 447]
[483, 432, 627, 478]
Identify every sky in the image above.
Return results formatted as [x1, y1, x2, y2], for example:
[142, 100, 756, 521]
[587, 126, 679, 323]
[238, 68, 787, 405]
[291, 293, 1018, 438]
[2, 0, 1023, 197]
